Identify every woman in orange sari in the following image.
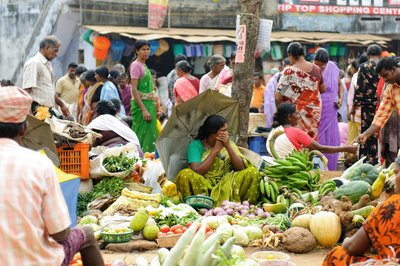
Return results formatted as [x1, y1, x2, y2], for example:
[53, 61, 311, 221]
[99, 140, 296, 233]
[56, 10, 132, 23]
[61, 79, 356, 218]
[173, 60, 199, 105]
[275, 42, 326, 140]
[323, 157, 400, 265]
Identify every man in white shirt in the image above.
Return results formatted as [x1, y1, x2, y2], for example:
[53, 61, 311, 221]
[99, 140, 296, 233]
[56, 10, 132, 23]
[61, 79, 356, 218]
[22, 35, 70, 117]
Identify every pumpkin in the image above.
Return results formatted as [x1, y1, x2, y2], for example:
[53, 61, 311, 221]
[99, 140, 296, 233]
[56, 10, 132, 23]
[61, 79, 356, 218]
[291, 214, 313, 229]
[335, 180, 372, 204]
[348, 163, 379, 185]
[310, 211, 341, 247]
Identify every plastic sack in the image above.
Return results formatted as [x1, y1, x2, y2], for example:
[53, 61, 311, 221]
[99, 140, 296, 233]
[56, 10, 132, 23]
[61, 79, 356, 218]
[101, 195, 159, 216]
[348, 117, 359, 145]
[90, 143, 139, 178]
[142, 160, 164, 194]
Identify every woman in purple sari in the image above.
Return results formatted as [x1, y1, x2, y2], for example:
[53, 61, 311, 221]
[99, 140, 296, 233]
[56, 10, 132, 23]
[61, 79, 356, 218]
[314, 48, 343, 170]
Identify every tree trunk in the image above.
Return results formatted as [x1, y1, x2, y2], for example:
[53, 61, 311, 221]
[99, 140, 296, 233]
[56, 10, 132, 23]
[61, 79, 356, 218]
[231, 0, 262, 147]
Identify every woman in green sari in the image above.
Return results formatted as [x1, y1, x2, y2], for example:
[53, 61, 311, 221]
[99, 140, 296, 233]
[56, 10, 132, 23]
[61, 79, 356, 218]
[175, 115, 260, 206]
[129, 40, 158, 152]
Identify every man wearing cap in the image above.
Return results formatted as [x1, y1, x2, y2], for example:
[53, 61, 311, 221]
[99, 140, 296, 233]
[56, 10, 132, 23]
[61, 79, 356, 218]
[0, 87, 104, 265]
[22, 35, 70, 118]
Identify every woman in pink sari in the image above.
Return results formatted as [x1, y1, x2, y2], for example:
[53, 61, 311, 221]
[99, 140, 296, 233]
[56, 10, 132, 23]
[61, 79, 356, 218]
[276, 42, 326, 140]
[173, 60, 199, 105]
[314, 48, 343, 170]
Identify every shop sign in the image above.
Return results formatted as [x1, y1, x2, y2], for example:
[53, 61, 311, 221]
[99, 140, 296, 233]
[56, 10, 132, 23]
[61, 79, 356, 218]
[278, 0, 400, 15]
[148, 0, 169, 29]
[235, 25, 246, 63]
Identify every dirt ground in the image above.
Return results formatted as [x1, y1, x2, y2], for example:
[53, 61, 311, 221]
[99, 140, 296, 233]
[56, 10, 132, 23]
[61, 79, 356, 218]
[101, 247, 329, 265]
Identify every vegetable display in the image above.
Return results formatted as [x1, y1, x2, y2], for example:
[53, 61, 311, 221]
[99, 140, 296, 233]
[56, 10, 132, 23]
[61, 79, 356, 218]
[103, 153, 136, 173]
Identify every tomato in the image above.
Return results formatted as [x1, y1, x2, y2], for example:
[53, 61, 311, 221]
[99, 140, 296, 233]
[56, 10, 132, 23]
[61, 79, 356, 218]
[159, 225, 170, 233]
[170, 224, 182, 233]
[174, 228, 183, 234]
[182, 226, 187, 233]
[167, 231, 174, 235]
[205, 225, 212, 233]
[186, 222, 192, 228]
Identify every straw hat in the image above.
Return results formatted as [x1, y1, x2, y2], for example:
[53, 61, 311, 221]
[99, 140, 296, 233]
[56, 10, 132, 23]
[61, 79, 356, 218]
[154, 39, 170, 56]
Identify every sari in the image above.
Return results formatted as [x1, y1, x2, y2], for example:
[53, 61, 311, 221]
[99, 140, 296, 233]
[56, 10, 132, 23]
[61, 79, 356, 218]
[173, 77, 199, 105]
[175, 140, 260, 206]
[130, 65, 158, 153]
[323, 194, 400, 265]
[81, 82, 103, 125]
[276, 66, 322, 140]
[318, 61, 340, 170]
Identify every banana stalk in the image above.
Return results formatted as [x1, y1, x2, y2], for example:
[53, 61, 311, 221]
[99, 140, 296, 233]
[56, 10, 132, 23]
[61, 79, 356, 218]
[268, 130, 285, 159]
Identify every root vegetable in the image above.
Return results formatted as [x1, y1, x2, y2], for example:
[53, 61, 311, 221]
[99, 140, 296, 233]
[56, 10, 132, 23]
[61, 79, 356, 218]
[283, 227, 317, 253]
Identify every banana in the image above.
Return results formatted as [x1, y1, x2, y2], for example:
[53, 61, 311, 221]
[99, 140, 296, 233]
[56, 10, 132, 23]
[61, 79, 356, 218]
[274, 159, 293, 167]
[283, 165, 302, 173]
[286, 156, 303, 164]
[259, 180, 265, 195]
[264, 167, 284, 175]
[269, 181, 280, 195]
[289, 172, 309, 181]
[306, 161, 314, 171]
[290, 187, 303, 198]
[270, 188, 277, 203]
[292, 161, 307, 170]
[291, 153, 307, 164]
[264, 181, 271, 198]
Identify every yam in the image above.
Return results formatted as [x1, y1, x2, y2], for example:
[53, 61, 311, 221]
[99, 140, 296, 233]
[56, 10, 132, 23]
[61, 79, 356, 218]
[282, 227, 317, 253]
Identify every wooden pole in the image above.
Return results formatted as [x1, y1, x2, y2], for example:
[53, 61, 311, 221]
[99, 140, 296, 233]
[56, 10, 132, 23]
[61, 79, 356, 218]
[231, 0, 262, 147]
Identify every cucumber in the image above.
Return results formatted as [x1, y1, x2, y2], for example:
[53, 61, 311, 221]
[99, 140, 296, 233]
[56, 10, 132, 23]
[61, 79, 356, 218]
[351, 205, 375, 219]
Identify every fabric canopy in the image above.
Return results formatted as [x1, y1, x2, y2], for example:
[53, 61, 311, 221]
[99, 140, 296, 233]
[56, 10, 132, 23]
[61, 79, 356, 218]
[84, 25, 390, 45]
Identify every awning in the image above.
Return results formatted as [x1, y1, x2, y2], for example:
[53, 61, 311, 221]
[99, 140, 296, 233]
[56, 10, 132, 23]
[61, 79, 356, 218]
[84, 25, 390, 45]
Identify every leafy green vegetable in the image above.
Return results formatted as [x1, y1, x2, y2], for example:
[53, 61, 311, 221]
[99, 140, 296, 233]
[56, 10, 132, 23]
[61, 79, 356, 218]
[102, 153, 136, 173]
[91, 177, 125, 200]
[77, 192, 92, 217]
[265, 213, 291, 231]
[160, 196, 181, 206]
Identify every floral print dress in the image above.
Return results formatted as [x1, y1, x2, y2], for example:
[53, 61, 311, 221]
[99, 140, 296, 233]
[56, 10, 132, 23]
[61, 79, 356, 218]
[323, 195, 400, 265]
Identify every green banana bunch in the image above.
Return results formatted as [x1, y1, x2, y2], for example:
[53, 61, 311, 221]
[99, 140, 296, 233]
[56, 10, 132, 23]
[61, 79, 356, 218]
[259, 178, 280, 203]
[318, 180, 337, 196]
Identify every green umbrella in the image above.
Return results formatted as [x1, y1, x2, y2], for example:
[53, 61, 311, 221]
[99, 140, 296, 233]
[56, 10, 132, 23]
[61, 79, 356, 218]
[155, 90, 240, 180]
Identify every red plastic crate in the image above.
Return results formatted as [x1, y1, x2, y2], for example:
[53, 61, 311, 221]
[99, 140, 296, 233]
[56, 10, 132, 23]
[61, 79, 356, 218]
[57, 143, 90, 179]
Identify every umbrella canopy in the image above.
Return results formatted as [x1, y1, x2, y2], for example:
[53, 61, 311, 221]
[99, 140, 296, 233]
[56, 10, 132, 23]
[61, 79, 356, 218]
[22, 115, 59, 165]
[156, 90, 240, 180]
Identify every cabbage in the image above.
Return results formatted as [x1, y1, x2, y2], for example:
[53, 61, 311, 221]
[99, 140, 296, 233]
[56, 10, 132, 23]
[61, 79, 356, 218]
[231, 245, 245, 258]
[202, 216, 229, 230]
[79, 215, 98, 225]
[232, 227, 250, 246]
[243, 225, 263, 241]
[215, 223, 233, 243]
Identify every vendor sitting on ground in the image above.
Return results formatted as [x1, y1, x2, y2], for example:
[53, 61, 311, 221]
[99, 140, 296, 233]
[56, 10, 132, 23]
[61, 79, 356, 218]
[323, 157, 400, 265]
[267, 102, 357, 158]
[175, 115, 260, 206]
[0, 86, 103, 266]
[87, 100, 141, 151]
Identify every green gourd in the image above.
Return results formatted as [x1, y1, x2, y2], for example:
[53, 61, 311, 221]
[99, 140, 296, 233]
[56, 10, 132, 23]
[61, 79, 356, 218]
[348, 164, 379, 185]
[335, 180, 372, 204]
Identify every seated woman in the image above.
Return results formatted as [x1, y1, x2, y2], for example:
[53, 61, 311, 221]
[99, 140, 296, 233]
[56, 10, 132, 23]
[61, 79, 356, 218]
[87, 100, 140, 151]
[323, 157, 400, 265]
[267, 102, 357, 158]
[175, 115, 260, 206]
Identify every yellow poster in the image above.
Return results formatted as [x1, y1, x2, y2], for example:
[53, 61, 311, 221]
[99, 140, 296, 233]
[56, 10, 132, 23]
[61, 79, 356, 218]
[148, 0, 169, 29]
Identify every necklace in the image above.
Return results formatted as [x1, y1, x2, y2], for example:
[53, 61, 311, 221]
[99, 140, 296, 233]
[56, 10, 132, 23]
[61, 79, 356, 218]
[202, 140, 212, 150]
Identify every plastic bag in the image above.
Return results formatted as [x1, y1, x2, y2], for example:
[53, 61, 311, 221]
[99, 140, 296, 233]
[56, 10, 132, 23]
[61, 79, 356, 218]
[142, 160, 164, 194]
[348, 116, 360, 145]
[90, 143, 139, 178]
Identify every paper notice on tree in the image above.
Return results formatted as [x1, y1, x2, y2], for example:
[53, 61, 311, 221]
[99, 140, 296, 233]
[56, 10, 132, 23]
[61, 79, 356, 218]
[235, 25, 246, 63]
[257, 19, 273, 52]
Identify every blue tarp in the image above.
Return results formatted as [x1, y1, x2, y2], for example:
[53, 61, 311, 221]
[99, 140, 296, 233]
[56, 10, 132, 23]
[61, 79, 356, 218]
[60, 178, 80, 227]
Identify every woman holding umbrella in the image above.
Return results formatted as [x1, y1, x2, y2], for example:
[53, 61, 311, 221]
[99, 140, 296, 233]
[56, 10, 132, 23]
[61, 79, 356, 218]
[130, 40, 158, 152]
[175, 115, 260, 206]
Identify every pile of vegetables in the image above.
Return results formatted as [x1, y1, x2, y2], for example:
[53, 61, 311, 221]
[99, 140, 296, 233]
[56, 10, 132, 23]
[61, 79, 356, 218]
[200, 200, 269, 220]
[136, 221, 258, 266]
[102, 153, 136, 173]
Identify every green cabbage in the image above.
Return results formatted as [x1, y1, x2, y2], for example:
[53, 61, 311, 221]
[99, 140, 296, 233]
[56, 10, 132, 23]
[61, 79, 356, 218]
[243, 225, 263, 241]
[202, 216, 229, 230]
[78, 215, 98, 225]
[231, 245, 245, 258]
[215, 223, 233, 243]
[232, 227, 249, 246]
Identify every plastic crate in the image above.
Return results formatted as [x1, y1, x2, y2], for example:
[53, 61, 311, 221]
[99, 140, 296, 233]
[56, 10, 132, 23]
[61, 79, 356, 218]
[248, 136, 268, 156]
[57, 143, 90, 179]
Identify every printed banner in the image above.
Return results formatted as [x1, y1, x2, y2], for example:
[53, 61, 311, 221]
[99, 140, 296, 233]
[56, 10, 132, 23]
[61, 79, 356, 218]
[279, 3, 400, 15]
[148, 0, 169, 29]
